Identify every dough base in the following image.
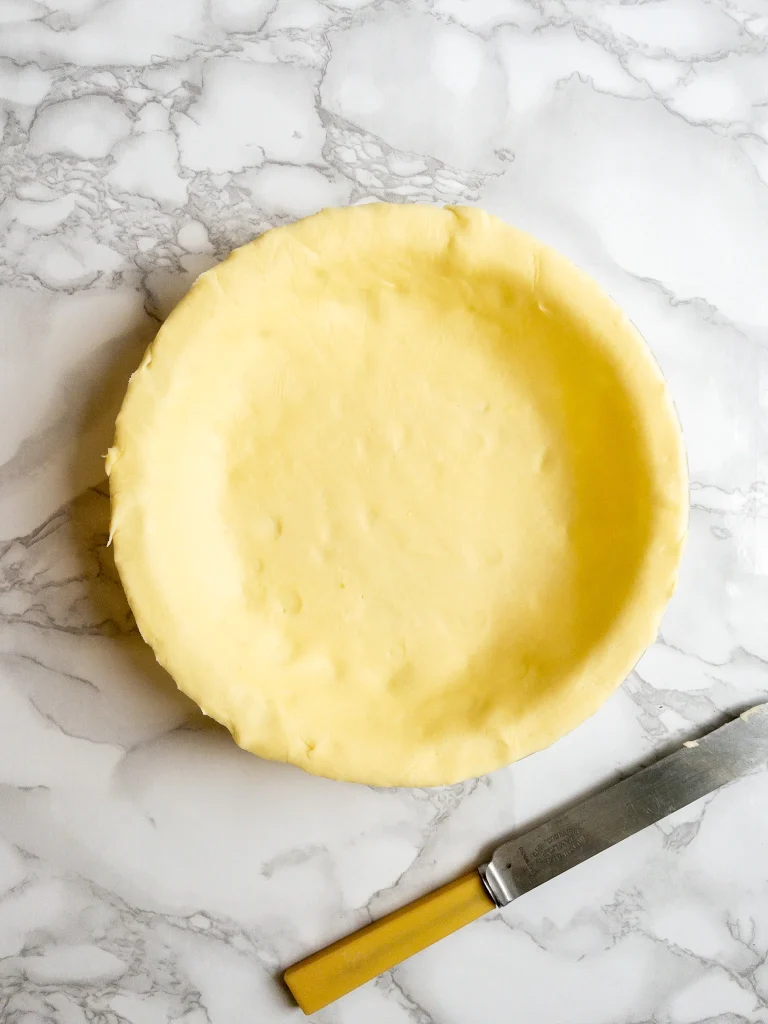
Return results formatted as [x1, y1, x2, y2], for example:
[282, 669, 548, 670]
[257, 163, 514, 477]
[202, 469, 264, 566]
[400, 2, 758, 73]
[108, 204, 687, 786]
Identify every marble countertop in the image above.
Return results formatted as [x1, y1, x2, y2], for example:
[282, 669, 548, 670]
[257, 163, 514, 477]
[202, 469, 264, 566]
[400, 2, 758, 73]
[2, 0, 768, 1021]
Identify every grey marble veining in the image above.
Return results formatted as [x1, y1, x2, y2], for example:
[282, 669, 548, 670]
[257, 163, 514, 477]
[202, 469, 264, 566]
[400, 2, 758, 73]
[2, 0, 768, 1021]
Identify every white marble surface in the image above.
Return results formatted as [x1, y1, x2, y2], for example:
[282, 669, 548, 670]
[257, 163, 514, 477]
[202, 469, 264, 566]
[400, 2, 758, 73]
[2, 0, 768, 1021]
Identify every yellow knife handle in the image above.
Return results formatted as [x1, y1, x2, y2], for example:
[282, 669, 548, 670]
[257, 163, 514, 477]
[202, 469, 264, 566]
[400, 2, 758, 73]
[283, 870, 495, 1014]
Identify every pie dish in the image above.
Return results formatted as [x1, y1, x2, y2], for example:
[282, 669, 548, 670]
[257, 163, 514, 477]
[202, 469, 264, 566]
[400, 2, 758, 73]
[107, 204, 687, 786]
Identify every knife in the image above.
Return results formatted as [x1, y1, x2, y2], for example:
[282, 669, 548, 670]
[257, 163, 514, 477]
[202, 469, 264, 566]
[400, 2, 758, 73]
[284, 703, 768, 1014]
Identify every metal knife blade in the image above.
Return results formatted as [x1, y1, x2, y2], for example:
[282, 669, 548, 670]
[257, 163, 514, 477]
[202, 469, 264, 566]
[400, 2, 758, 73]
[482, 703, 768, 907]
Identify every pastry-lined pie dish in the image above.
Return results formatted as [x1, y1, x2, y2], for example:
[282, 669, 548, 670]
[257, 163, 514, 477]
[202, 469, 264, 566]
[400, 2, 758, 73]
[107, 204, 687, 786]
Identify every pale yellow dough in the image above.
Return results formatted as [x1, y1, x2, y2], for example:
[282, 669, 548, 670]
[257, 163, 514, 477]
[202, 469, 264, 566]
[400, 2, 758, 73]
[108, 204, 687, 786]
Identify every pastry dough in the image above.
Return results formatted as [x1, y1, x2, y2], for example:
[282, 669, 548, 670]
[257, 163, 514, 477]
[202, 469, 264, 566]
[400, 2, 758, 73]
[107, 204, 687, 786]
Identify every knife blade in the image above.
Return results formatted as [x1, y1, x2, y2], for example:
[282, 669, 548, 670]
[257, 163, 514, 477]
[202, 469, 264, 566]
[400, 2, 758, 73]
[284, 703, 768, 1014]
[482, 701, 768, 905]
